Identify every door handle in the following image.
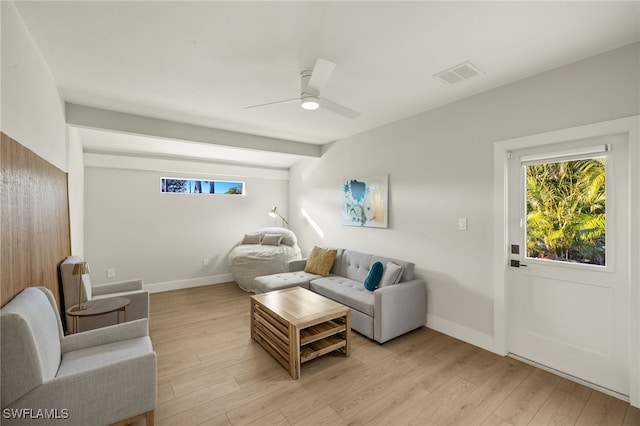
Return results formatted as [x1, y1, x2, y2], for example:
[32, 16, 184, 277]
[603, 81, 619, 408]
[510, 260, 528, 268]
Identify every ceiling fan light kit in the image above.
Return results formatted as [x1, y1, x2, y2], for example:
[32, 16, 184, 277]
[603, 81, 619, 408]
[301, 95, 320, 110]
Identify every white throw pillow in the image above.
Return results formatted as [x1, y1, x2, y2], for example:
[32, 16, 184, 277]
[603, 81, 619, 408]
[261, 233, 283, 246]
[379, 262, 404, 287]
[242, 233, 262, 244]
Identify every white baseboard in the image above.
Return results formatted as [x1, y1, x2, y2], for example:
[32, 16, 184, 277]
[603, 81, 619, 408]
[426, 314, 499, 354]
[144, 274, 235, 293]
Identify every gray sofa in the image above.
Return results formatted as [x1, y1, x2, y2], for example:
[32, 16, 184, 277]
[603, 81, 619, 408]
[254, 248, 426, 343]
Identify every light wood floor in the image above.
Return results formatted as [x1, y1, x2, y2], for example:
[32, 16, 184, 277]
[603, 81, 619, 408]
[148, 283, 639, 426]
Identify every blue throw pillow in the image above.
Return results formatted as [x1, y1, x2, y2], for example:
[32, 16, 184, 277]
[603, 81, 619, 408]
[364, 261, 384, 291]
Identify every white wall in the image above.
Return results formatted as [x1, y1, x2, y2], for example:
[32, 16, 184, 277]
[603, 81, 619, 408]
[1, 1, 66, 170]
[289, 42, 640, 345]
[67, 127, 85, 256]
[2, 1, 86, 261]
[84, 162, 289, 291]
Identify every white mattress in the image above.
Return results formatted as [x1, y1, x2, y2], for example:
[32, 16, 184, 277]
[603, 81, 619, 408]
[228, 243, 301, 292]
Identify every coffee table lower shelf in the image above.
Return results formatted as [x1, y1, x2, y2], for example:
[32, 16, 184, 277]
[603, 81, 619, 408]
[300, 335, 347, 363]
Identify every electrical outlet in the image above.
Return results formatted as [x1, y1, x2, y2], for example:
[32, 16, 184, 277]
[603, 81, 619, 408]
[107, 268, 116, 278]
[203, 258, 210, 267]
[458, 218, 468, 231]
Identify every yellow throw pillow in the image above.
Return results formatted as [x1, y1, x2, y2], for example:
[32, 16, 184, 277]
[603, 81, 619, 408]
[304, 246, 338, 277]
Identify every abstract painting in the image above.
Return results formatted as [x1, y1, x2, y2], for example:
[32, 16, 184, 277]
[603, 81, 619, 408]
[342, 174, 388, 228]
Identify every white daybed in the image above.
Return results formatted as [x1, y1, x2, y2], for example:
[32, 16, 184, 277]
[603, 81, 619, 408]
[228, 227, 301, 292]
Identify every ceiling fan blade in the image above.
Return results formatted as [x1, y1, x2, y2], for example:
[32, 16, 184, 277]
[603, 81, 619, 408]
[320, 98, 361, 119]
[306, 58, 336, 94]
[244, 98, 299, 110]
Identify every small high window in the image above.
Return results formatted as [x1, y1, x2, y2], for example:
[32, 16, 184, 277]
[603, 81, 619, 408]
[161, 178, 245, 195]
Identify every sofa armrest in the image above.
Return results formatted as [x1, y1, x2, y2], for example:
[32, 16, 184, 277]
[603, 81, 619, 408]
[374, 279, 427, 344]
[92, 278, 144, 295]
[61, 319, 149, 353]
[288, 258, 308, 272]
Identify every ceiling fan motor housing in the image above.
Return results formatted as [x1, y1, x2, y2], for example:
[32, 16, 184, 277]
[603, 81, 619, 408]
[300, 70, 314, 93]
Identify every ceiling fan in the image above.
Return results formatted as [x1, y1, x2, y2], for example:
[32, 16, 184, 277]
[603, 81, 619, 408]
[244, 58, 361, 119]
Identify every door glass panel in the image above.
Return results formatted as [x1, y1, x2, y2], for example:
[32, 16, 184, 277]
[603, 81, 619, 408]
[525, 157, 606, 266]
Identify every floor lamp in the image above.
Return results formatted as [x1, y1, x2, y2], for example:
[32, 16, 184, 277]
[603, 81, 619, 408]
[269, 206, 289, 227]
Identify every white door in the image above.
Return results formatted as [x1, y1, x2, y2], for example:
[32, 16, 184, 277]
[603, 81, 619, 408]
[507, 133, 630, 397]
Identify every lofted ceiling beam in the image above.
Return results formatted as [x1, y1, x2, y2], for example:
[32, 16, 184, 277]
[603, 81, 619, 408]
[65, 103, 322, 158]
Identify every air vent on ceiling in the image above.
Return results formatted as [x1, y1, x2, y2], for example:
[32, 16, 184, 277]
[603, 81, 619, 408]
[434, 61, 483, 86]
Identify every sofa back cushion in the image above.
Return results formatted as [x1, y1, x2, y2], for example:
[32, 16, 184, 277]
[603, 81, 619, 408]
[337, 251, 374, 282]
[337, 250, 415, 283]
[1, 287, 62, 407]
[329, 248, 345, 275]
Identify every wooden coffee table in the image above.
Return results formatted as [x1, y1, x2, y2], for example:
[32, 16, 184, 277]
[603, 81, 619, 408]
[250, 287, 351, 379]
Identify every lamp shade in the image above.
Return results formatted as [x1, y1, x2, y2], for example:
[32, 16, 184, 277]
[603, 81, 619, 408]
[268, 206, 288, 226]
[72, 262, 90, 275]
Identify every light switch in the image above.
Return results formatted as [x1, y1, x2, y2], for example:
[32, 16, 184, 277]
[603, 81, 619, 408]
[458, 218, 468, 231]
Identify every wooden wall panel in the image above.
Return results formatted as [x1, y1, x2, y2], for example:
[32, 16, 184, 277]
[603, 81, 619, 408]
[1, 132, 71, 311]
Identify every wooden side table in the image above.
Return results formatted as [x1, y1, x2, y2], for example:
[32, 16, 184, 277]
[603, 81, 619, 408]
[66, 297, 130, 333]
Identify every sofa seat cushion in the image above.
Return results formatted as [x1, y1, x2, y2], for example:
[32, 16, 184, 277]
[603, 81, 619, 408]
[254, 271, 320, 293]
[310, 276, 374, 316]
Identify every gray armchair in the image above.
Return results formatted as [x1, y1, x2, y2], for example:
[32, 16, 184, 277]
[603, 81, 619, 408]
[1, 287, 156, 425]
[61, 255, 149, 332]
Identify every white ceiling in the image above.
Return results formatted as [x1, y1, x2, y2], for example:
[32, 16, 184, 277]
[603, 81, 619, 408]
[13, 1, 640, 168]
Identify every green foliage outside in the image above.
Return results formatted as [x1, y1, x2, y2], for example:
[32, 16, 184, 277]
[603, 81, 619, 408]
[226, 186, 243, 194]
[526, 158, 606, 265]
